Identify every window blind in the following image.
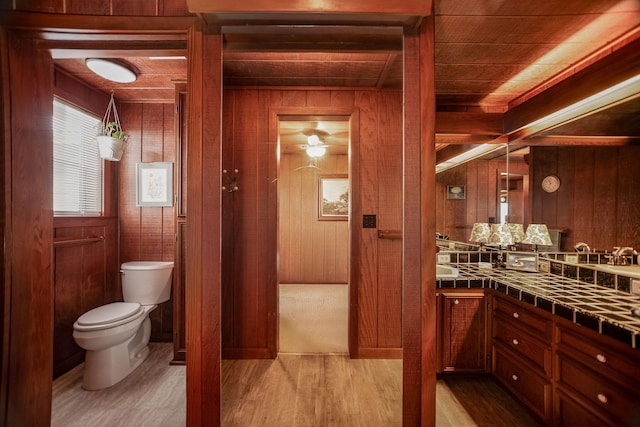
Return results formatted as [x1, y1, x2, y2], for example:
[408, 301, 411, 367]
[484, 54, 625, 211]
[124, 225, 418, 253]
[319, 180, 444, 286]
[53, 99, 103, 216]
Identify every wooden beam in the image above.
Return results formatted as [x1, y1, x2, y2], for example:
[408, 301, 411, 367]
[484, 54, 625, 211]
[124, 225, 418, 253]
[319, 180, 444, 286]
[187, 0, 432, 15]
[504, 38, 640, 137]
[435, 112, 503, 135]
[186, 23, 223, 426]
[2, 30, 54, 427]
[403, 13, 436, 425]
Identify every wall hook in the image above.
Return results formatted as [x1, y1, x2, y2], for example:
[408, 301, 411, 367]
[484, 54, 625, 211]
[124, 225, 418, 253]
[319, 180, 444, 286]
[222, 168, 239, 193]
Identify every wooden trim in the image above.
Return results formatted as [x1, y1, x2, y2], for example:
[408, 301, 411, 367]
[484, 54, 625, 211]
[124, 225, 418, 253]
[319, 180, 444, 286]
[356, 348, 403, 359]
[185, 24, 222, 426]
[348, 108, 361, 358]
[402, 14, 437, 426]
[2, 30, 54, 427]
[187, 0, 432, 15]
[222, 348, 274, 359]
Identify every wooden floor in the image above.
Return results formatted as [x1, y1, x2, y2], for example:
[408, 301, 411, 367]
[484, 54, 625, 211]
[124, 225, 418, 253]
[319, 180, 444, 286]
[52, 343, 544, 426]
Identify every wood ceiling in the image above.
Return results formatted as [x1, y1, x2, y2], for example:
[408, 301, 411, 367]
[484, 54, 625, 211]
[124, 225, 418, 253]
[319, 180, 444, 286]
[53, 0, 640, 150]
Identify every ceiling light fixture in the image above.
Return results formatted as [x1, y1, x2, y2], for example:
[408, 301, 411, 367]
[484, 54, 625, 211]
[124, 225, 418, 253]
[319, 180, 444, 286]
[306, 145, 326, 158]
[436, 143, 504, 173]
[85, 59, 137, 83]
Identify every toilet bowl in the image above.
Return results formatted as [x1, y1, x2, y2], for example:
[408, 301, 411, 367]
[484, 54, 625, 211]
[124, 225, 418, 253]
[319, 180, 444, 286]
[73, 261, 173, 390]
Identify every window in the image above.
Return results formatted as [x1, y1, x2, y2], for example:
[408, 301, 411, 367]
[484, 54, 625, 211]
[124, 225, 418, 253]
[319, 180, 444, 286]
[53, 99, 103, 216]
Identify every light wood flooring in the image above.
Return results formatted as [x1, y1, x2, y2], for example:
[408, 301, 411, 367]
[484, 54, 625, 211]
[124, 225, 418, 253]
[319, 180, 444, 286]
[52, 343, 544, 426]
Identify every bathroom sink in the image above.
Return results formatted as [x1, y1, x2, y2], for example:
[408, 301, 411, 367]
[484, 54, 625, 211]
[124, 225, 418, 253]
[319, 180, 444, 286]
[436, 264, 459, 279]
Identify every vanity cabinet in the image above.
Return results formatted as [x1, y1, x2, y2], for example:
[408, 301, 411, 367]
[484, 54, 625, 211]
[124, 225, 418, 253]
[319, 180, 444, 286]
[437, 291, 489, 373]
[554, 323, 640, 427]
[491, 294, 553, 424]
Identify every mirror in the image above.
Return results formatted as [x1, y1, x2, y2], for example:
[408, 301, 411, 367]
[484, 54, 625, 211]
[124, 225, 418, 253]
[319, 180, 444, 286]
[436, 94, 640, 253]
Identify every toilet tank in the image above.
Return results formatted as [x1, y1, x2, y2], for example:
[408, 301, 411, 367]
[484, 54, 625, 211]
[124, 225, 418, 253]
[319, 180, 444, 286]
[120, 261, 174, 305]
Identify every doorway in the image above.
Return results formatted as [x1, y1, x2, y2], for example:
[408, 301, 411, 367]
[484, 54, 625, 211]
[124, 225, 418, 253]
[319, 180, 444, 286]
[277, 116, 350, 354]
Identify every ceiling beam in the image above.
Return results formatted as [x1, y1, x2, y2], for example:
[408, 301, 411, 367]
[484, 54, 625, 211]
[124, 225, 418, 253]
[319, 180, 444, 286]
[503, 37, 640, 138]
[187, 0, 432, 16]
[435, 111, 503, 135]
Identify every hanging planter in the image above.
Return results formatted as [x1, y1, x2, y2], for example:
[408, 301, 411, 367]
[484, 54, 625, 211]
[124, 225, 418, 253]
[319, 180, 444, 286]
[96, 92, 129, 161]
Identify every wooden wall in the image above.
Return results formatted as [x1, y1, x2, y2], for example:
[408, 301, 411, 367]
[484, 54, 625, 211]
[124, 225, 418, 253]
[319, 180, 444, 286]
[530, 145, 640, 252]
[279, 152, 348, 284]
[51, 68, 177, 378]
[436, 159, 500, 242]
[7, 0, 191, 16]
[436, 158, 529, 243]
[221, 88, 403, 358]
[118, 102, 176, 342]
[52, 68, 122, 378]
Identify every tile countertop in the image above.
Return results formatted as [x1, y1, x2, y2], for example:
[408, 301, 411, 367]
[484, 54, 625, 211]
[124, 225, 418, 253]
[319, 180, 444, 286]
[437, 263, 640, 349]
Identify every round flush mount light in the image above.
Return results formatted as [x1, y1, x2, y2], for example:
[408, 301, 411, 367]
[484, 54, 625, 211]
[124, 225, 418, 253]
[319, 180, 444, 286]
[85, 59, 137, 83]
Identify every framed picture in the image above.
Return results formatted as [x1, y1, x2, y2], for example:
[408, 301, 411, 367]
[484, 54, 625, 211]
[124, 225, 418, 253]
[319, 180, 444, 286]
[318, 175, 349, 220]
[136, 162, 174, 207]
[447, 185, 466, 199]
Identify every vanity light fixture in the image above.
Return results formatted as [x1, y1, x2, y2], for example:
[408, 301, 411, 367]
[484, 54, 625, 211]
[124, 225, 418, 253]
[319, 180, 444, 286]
[516, 73, 640, 137]
[469, 222, 491, 251]
[436, 143, 504, 173]
[85, 59, 137, 83]
[522, 224, 553, 251]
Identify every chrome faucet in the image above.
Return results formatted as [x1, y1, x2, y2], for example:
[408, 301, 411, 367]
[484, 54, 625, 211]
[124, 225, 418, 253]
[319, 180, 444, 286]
[608, 246, 637, 266]
[574, 242, 591, 253]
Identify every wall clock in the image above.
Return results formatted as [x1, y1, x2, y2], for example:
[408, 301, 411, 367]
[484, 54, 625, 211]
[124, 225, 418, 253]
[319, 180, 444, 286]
[541, 175, 560, 193]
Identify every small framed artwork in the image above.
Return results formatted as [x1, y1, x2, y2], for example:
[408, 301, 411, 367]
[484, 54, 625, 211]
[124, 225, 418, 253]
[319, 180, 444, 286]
[447, 185, 466, 200]
[136, 162, 174, 207]
[318, 174, 349, 220]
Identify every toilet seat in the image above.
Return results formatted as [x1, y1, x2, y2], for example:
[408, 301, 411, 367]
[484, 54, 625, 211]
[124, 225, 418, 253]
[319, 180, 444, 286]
[74, 302, 144, 332]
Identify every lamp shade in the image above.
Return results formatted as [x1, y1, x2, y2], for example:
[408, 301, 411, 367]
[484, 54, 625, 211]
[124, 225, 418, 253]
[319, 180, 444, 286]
[508, 223, 526, 243]
[489, 224, 514, 246]
[469, 223, 491, 243]
[522, 224, 552, 246]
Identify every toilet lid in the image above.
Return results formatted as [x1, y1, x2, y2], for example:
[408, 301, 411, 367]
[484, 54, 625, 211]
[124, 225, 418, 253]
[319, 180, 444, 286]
[77, 302, 142, 327]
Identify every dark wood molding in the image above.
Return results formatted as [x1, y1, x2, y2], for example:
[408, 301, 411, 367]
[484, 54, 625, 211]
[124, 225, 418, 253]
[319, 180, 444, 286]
[185, 23, 222, 426]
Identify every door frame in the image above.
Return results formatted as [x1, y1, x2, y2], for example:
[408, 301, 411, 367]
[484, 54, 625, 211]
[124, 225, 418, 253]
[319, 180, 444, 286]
[271, 107, 360, 355]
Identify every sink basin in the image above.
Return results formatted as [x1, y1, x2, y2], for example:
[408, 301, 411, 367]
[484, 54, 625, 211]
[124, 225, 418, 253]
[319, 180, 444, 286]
[436, 264, 459, 279]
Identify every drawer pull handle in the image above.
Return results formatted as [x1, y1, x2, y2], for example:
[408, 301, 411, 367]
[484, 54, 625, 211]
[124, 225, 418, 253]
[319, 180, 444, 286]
[512, 312, 520, 319]
[453, 299, 459, 305]
[597, 393, 608, 404]
[512, 339, 519, 345]
[596, 354, 607, 364]
[511, 374, 519, 381]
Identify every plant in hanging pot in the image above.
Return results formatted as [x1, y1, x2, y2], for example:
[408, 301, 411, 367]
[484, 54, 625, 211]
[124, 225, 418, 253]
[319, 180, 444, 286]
[96, 93, 129, 161]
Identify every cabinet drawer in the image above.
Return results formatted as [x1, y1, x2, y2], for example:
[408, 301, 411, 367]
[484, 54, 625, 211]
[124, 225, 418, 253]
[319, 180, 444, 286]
[554, 389, 616, 427]
[493, 345, 552, 423]
[556, 325, 640, 386]
[556, 355, 640, 425]
[493, 296, 551, 341]
[493, 314, 551, 376]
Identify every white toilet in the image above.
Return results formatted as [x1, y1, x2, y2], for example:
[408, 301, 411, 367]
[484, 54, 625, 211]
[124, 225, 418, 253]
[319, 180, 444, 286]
[73, 261, 174, 390]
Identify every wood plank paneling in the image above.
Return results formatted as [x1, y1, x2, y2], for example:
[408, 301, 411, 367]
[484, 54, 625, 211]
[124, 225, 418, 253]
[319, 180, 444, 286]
[118, 102, 176, 342]
[278, 152, 348, 284]
[531, 146, 640, 252]
[222, 87, 403, 359]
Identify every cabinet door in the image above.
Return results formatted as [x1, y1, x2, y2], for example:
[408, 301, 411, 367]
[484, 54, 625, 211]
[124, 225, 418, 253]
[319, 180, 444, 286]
[440, 293, 488, 372]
